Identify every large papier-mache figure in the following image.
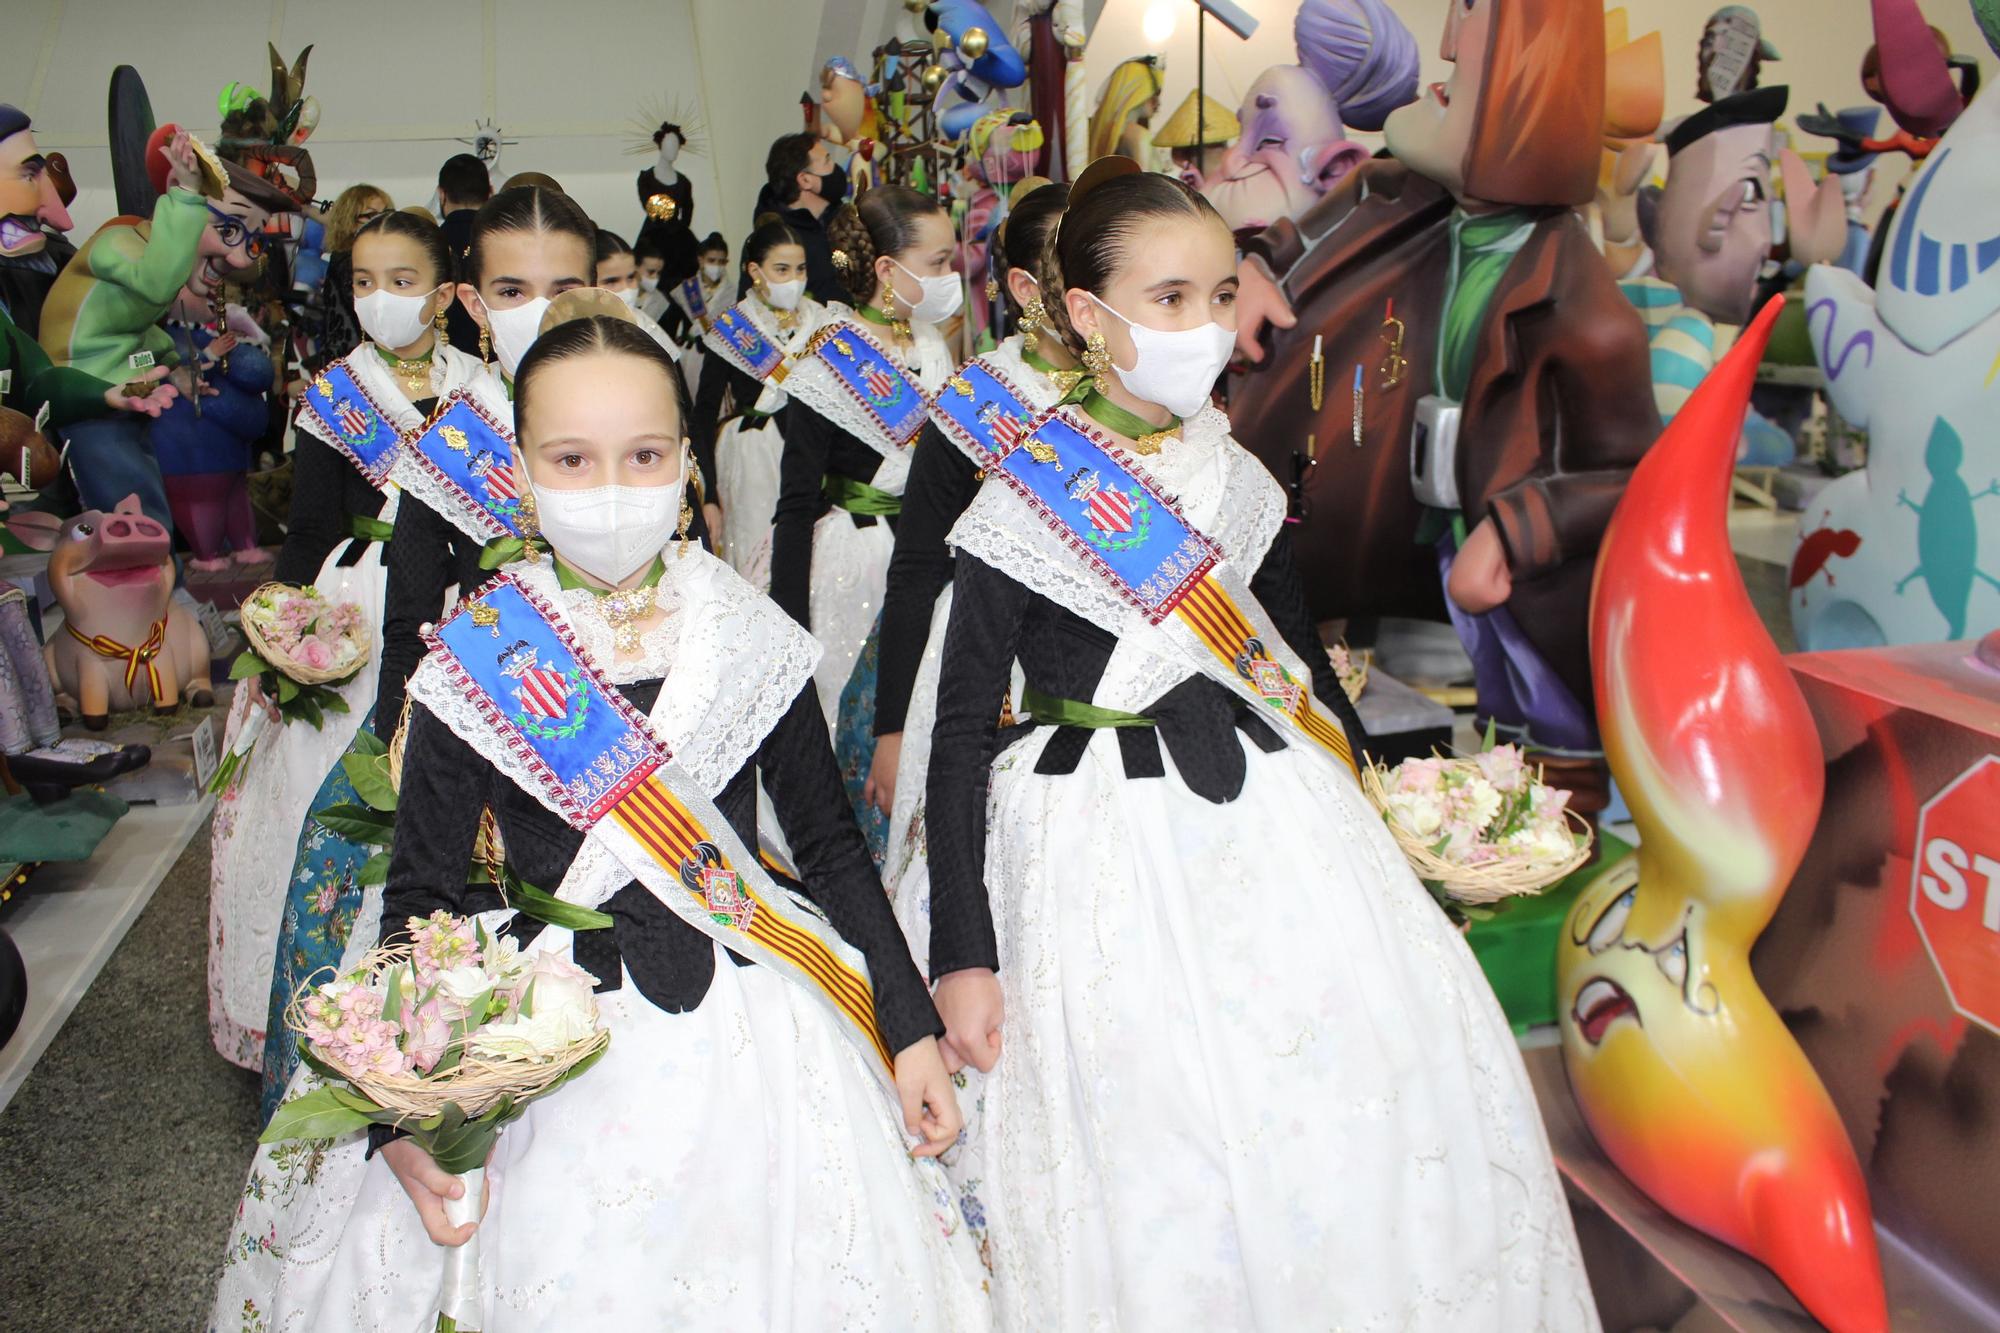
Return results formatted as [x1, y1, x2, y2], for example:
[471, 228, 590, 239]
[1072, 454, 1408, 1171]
[1561, 299, 1889, 1333]
[1793, 16, 2000, 649]
[1230, 0, 1659, 804]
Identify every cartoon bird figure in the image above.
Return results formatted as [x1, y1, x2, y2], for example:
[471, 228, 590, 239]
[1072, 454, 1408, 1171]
[1560, 299, 1889, 1333]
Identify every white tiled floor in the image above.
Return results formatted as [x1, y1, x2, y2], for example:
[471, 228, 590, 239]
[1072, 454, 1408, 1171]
[0, 796, 212, 1113]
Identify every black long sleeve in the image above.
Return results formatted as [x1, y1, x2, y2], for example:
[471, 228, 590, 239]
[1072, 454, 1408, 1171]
[379, 701, 497, 935]
[923, 553, 1030, 977]
[768, 402, 886, 628]
[274, 435, 386, 585]
[755, 683, 941, 1053]
[874, 424, 981, 736]
[376, 496, 483, 736]
[1249, 527, 1372, 760]
[688, 357, 760, 501]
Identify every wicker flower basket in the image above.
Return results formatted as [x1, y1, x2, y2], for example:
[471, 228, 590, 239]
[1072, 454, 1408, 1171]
[240, 582, 373, 686]
[1361, 758, 1593, 906]
[286, 943, 609, 1122]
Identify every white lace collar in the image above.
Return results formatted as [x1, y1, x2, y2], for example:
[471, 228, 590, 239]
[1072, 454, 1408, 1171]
[977, 335, 1067, 410]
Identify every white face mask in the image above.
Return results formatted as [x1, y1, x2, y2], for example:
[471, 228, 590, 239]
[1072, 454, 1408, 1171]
[354, 288, 436, 352]
[702, 263, 726, 284]
[483, 296, 552, 378]
[1088, 293, 1235, 420]
[891, 259, 963, 323]
[762, 277, 806, 311]
[639, 275, 661, 293]
[611, 285, 640, 309]
[530, 463, 686, 586]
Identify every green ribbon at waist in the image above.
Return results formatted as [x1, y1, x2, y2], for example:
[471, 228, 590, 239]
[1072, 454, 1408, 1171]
[1019, 685, 1154, 729]
[505, 875, 614, 933]
[822, 474, 902, 516]
[347, 513, 396, 544]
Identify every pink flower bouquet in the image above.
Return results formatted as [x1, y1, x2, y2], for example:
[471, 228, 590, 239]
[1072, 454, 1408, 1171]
[1362, 737, 1593, 919]
[263, 911, 609, 1331]
[212, 584, 375, 791]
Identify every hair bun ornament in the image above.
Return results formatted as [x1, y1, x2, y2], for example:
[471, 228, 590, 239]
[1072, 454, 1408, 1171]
[539, 288, 637, 337]
[1069, 154, 1142, 208]
[831, 248, 853, 273]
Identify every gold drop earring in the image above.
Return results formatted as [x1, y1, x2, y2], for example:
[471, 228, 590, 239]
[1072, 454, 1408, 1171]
[1020, 293, 1045, 353]
[432, 302, 451, 348]
[676, 480, 695, 558]
[477, 321, 491, 365]
[1083, 330, 1112, 391]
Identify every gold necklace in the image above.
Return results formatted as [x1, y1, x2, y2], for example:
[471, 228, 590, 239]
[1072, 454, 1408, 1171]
[594, 584, 658, 654]
[382, 349, 432, 396]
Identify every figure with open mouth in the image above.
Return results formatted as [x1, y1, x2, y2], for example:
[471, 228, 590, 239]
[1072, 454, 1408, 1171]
[37, 124, 295, 531]
[1227, 0, 1662, 814]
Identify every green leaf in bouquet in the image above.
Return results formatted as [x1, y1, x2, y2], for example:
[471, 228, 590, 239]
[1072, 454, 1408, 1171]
[517, 977, 536, 1019]
[315, 803, 396, 845]
[275, 674, 301, 703]
[1481, 716, 1498, 753]
[260, 1086, 375, 1143]
[383, 965, 407, 1029]
[322, 691, 351, 716]
[356, 851, 392, 886]
[542, 1037, 610, 1094]
[294, 693, 326, 730]
[342, 750, 399, 813]
[228, 649, 272, 681]
[349, 726, 389, 759]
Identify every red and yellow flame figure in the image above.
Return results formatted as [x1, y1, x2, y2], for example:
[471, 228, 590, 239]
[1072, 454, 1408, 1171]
[1559, 298, 1888, 1333]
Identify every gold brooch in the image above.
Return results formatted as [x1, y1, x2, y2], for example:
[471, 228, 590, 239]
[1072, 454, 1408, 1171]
[948, 375, 973, 398]
[313, 375, 333, 398]
[1023, 438, 1062, 470]
[441, 425, 469, 452]
[469, 603, 501, 636]
[1132, 427, 1179, 457]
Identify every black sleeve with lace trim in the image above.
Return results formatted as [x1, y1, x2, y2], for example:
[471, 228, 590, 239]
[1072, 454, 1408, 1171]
[378, 701, 496, 942]
[921, 552, 1030, 977]
[757, 681, 942, 1053]
[376, 497, 461, 736]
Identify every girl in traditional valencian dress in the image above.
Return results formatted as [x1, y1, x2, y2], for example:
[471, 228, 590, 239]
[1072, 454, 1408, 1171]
[924, 163, 1598, 1331]
[768, 185, 959, 857]
[208, 210, 483, 1092]
[212, 296, 990, 1331]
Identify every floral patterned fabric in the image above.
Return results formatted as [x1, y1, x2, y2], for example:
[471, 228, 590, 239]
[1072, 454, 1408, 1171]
[256, 719, 378, 1123]
[834, 614, 888, 865]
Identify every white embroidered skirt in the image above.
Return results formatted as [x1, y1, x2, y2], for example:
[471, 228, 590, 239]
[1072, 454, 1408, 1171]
[946, 729, 1599, 1332]
[212, 930, 993, 1331]
[206, 543, 387, 1069]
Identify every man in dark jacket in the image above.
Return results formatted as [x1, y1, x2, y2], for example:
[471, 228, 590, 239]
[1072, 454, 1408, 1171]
[436, 153, 491, 355]
[1228, 0, 1662, 806]
[753, 132, 848, 305]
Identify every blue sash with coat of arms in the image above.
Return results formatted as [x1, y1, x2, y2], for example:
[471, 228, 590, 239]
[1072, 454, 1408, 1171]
[678, 276, 709, 327]
[934, 366, 1359, 775]
[402, 391, 525, 543]
[802, 322, 928, 448]
[708, 302, 787, 383]
[421, 573, 897, 1077]
[301, 360, 400, 486]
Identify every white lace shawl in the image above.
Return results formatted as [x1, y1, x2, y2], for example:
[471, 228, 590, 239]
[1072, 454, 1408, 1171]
[946, 403, 1287, 715]
[385, 365, 515, 544]
[296, 341, 486, 469]
[405, 548, 821, 908]
[779, 313, 953, 496]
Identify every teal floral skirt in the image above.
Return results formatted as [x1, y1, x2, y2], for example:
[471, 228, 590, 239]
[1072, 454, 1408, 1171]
[834, 618, 889, 866]
[256, 712, 379, 1124]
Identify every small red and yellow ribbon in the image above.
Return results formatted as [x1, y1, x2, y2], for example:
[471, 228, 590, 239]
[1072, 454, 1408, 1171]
[1173, 578, 1357, 778]
[67, 617, 167, 701]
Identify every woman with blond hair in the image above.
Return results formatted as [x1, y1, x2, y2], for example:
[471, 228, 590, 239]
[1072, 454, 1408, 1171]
[1086, 56, 1163, 163]
[305, 183, 392, 371]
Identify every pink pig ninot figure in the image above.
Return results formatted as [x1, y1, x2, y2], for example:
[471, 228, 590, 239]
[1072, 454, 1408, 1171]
[43, 495, 214, 726]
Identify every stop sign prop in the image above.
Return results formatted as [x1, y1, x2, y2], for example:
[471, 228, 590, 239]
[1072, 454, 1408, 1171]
[1912, 756, 2000, 1036]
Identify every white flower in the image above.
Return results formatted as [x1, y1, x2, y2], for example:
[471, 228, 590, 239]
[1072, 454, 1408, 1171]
[434, 963, 492, 1016]
[1385, 791, 1443, 838]
[468, 1003, 596, 1060]
[1457, 777, 1503, 832]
